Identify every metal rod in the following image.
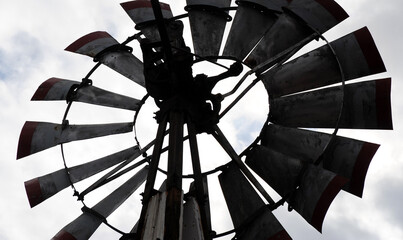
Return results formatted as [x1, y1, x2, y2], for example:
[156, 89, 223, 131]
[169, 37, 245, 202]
[219, 78, 260, 119]
[212, 125, 275, 205]
[136, 115, 168, 239]
[188, 119, 212, 239]
[165, 111, 185, 240]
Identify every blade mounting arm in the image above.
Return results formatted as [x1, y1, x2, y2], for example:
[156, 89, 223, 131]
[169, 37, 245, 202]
[212, 125, 275, 205]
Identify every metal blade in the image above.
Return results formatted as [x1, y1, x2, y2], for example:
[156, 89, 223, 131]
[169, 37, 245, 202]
[65, 31, 118, 58]
[24, 146, 140, 208]
[121, 1, 173, 25]
[52, 166, 148, 240]
[245, 0, 348, 67]
[99, 50, 145, 87]
[223, 0, 288, 60]
[121, 1, 173, 42]
[246, 146, 347, 232]
[31, 78, 141, 111]
[65, 31, 145, 87]
[263, 27, 386, 97]
[269, 78, 393, 129]
[17, 121, 133, 159]
[219, 162, 291, 239]
[261, 124, 379, 197]
[186, 0, 231, 57]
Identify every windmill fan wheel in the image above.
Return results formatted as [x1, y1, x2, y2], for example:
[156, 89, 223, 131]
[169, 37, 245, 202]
[17, 0, 392, 239]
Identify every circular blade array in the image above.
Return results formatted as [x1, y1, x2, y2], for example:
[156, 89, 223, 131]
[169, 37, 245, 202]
[17, 0, 392, 239]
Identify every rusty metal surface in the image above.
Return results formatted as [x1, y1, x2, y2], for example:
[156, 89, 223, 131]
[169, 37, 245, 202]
[245, 0, 348, 67]
[53, 166, 148, 240]
[246, 146, 347, 232]
[222, 1, 278, 60]
[121, 0, 172, 25]
[17, 121, 133, 159]
[219, 162, 290, 239]
[269, 78, 393, 129]
[261, 124, 380, 197]
[65, 31, 118, 58]
[24, 146, 140, 208]
[262, 27, 386, 98]
[31, 78, 141, 111]
[186, 0, 231, 57]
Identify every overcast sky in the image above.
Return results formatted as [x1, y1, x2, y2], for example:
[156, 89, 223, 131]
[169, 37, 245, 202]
[1, 0, 402, 239]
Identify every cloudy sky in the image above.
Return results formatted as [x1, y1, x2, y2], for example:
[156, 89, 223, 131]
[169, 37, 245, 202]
[1, 0, 402, 239]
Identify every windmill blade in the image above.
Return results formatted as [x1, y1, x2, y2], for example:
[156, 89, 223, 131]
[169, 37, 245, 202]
[121, 0, 173, 42]
[17, 121, 133, 159]
[24, 146, 140, 208]
[269, 78, 393, 129]
[65, 31, 145, 87]
[245, 0, 348, 67]
[31, 78, 141, 111]
[261, 124, 379, 197]
[262, 27, 386, 97]
[52, 166, 148, 240]
[246, 146, 348, 232]
[223, 0, 286, 60]
[185, 0, 231, 58]
[219, 162, 291, 240]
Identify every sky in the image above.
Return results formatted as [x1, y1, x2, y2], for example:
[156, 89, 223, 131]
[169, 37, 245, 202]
[0, 0, 402, 239]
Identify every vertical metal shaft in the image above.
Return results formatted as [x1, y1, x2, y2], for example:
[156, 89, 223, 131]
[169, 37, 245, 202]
[165, 111, 185, 239]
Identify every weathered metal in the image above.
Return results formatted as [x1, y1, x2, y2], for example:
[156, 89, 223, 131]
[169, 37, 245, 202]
[246, 146, 348, 232]
[25, 146, 140, 208]
[245, 0, 348, 67]
[223, 0, 286, 60]
[52, 166, 148, 240]
[31, 78, 141, 111]
[212, 126, 275, 205]
[182, 197, 205, 240]
[186, 0, 231, 57]
[262, 27, 386, 97]
[65, 31, 145, 87]
[269, 78, 393, 129]
[165, 111, 185, 240]
[219, 162, 291, 240]
[136, 115, 168, 239]
[261, 124, 380, 197]
[121, 0, 173, 43]
[188, 121, 211, 239]
[17, 121, 133, 159]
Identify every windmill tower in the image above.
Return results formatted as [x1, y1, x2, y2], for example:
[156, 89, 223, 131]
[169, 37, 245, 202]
[17, 0, 392, 239]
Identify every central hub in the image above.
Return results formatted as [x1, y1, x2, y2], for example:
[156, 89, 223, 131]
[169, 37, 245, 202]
[140, 20, 243, 133]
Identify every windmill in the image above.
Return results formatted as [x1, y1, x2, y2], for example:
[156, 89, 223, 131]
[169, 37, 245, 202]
[17, 0, 392, 239]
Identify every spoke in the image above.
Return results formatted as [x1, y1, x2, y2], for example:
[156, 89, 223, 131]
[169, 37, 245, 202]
[219, 78, 260, 119]
[212, 125, 275, 205]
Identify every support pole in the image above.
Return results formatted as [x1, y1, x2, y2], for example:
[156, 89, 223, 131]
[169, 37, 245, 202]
[165, 111, 185, 239]
[136, 115, 168, 239]
[188, 120, 212, 240]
